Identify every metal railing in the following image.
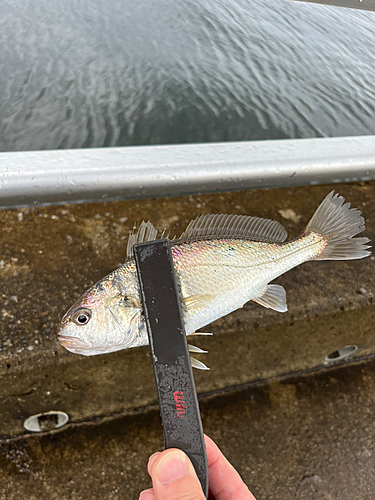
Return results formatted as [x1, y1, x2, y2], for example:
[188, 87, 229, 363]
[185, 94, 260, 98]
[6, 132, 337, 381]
[0, 135, 374, 209]
[292, 0, 375, 12]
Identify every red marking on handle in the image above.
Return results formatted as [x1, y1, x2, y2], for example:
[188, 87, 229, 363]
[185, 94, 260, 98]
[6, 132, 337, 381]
[173, 390, 187, 418]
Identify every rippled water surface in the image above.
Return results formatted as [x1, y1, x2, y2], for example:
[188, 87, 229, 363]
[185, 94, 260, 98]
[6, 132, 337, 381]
[1, 0, 375, 151]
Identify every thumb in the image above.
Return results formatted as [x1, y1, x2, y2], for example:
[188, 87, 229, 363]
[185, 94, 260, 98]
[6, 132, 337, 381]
[149, 448, 206, 500]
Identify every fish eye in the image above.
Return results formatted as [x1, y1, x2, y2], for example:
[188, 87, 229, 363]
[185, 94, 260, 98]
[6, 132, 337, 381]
[72, 308, 92, 326]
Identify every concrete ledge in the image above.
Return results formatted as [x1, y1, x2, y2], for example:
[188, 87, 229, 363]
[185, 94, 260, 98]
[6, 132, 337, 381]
[2, 359, 375, 499]
[0, 182, 374, 437]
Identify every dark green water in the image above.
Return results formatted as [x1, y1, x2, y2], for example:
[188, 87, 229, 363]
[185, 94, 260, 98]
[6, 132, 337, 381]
[1, 0, 374, 151]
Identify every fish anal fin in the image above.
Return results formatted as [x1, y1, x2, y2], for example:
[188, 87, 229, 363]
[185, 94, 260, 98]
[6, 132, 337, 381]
[179, 214, 287, 243]
[253, 284, 287, 313]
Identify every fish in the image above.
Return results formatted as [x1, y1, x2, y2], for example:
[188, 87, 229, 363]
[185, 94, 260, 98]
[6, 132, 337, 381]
[57, 191, 371, 366]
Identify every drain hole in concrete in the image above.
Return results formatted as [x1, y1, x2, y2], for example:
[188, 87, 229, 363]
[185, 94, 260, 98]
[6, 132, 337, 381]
[325, 345, 358, 363]
[23, 411, 69, 432]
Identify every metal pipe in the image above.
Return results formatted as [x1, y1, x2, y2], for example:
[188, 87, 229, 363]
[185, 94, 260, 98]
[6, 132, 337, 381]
[0, 135, 374, 209]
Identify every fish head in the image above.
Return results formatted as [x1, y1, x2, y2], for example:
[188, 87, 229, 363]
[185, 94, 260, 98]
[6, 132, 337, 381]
[57, 279, 142, 356]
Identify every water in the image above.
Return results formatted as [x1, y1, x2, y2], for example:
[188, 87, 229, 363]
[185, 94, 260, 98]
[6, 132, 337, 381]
[0, 0, 374, 152]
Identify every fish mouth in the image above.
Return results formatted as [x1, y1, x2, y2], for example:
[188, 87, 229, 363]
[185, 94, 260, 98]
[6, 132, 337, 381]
[57, 335, 91, 351]
[57, 334, 127, 356]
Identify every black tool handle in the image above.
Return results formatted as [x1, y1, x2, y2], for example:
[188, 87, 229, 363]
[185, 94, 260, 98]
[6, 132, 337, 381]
[134, 239, 208, 497]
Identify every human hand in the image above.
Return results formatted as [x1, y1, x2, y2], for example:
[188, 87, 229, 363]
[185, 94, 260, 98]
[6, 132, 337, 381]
[139, 434, 256, 500]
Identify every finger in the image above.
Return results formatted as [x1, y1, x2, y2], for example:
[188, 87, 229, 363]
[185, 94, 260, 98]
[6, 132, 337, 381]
[204, 435, 256, 500]
[147, 452, 161, 476]
[149, 448, 206, 500]
[139, 488, 156, 500]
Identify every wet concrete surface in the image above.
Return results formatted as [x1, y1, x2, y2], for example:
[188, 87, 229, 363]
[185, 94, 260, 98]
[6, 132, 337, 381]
[2, 301, 375, 439]
[1, 358, 375, 500]
[1, 182, 373, 368]
[0, 182, 374, 437]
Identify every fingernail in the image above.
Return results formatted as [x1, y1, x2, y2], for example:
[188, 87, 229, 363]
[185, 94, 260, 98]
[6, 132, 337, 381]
[148, 452, 161, 475]
[149, 452, 160, 462]
[156, 450, 189, 484]
[139, 489, 154, 500]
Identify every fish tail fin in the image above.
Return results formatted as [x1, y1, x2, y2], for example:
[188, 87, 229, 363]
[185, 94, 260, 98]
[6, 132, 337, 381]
[305, 191, 371, 261]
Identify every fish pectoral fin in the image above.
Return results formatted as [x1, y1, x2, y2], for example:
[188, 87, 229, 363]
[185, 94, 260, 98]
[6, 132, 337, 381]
[181, 294, 215, 312]
[253, 284, 288, 313]
[188, 344, 208, 354]
[190, 357, 210, 370]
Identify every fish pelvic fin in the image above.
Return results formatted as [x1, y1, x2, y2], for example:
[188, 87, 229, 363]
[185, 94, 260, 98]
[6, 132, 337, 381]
[253, 284, 287, 313]
[190, 357, 210, 370]
[306, 191, 371, 261]
[189, 332, 213, 336]
[188, 344, 208, 354]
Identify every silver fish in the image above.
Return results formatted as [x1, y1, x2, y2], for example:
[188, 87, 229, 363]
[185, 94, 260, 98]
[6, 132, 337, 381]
[57, 192, 371, 361]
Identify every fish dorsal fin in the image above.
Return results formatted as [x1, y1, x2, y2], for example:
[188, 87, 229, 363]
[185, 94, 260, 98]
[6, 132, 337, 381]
[180, 214, 288, 243]
[126, 221, 160, 259]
